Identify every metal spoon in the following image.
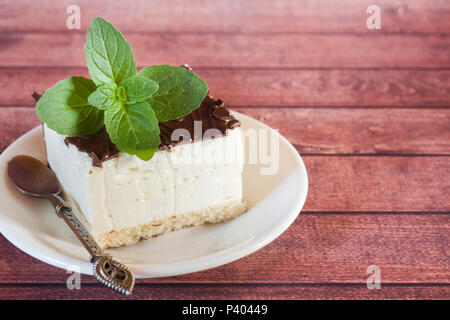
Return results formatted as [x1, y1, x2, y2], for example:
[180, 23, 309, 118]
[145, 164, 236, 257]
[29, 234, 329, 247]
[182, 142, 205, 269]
[7, 155, 135, 296]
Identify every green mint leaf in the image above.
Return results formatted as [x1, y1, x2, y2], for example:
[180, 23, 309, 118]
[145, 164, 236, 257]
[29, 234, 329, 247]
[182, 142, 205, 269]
[36, 77, 104, 136]
[132, 148, 159, 161]
[88, 83, 118, 110]
[120, 77, 159, 104]
[137, 65, 208, 122]
[85, 17, 136, 86]
[117, 86, 127, 102]
[104, 101, 160, 161]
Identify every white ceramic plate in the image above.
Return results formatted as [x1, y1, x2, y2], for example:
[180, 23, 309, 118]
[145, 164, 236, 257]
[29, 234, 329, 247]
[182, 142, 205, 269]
[0, 112, 308, 278]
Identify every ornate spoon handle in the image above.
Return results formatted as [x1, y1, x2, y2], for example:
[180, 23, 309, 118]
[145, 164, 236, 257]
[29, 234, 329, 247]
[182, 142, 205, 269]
[52, 195, 135, 296]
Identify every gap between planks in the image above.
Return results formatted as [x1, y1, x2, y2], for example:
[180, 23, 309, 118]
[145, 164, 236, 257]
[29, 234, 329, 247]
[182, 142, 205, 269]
[2, 30, 450, 36]
[0, 283, 448, 300]
[0, 282, 448, 287]
[2, 105, 450, 109]
[0, 66, 449, 71]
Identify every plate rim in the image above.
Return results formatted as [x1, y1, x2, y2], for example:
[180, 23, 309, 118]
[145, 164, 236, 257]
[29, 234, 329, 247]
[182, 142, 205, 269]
[0, 113, 308, 278]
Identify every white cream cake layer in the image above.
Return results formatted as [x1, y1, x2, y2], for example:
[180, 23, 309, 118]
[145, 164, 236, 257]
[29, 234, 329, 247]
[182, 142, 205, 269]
[43, 125, 244, 239]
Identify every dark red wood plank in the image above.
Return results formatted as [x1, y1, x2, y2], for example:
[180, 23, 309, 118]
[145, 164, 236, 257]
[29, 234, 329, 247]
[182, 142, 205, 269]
[0, 214, 448, 284]
[237, 108, 450, 155]
[1, 33, 449, 68]
[0, 283, 448, 300]
[1, 107, 450, 156]
[1, 68, 448, 107]
[0, 108, 40, 153]
[303, 156, 450, 212]
[1, 0, 448, 33]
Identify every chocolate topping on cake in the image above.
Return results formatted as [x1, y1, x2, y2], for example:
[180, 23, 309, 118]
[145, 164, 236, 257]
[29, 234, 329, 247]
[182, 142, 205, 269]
[32, 92, 42, 102]
[159, 95, 241, 148]
[34, 92, 241, 167]
[64, 128, 120, 167]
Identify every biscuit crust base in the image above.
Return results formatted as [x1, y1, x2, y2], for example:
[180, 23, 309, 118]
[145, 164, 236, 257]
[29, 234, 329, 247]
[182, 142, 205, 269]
[96, 200, 247, 249]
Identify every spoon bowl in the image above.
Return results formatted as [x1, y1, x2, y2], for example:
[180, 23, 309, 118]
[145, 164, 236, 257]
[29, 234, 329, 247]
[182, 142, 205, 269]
[7, 155, 61, 197]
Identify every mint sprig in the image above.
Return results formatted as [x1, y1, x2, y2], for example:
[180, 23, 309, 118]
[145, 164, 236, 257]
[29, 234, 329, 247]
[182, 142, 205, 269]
[35, 17, 208, 161]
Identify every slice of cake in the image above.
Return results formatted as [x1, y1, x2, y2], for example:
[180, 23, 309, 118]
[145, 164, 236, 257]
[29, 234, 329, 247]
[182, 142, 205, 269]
[34, 17, 247, 248]
[43, 95, 246, 248]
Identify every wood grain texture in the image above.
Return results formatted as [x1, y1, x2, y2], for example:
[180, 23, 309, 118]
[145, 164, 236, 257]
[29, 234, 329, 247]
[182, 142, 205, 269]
[0, 0, 448, 33]
[0, 284, 448, 300]
[0, 108, 40, 153]
[0, 214, 448, 284]
[0, 0, 449, 301]
[237, 108, 450, 155]
[1, 107, 449, 156]
[1, 33, 449, 68]
[303, 156, 450, 212]
[1, 68, 449, 107]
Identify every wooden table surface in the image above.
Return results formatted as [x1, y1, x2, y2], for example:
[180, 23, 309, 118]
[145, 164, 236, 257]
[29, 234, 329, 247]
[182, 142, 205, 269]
[0, 0, 449, 300]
